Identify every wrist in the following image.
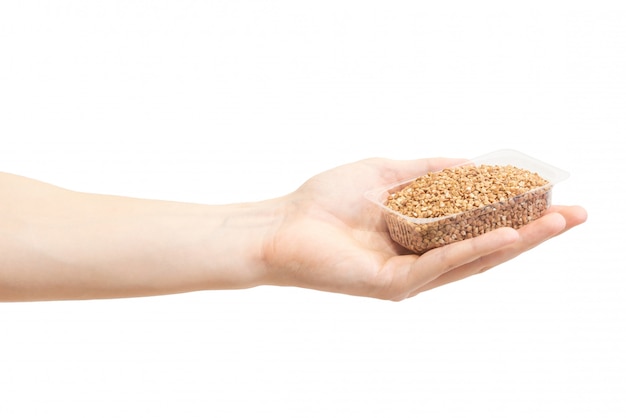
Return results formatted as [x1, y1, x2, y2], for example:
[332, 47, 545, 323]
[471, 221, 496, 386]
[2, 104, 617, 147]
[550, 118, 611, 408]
[200, 196, 293, 291]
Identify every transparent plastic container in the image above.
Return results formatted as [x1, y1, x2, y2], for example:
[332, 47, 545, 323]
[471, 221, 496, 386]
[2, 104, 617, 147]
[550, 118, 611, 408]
[364, 149, 570, 254]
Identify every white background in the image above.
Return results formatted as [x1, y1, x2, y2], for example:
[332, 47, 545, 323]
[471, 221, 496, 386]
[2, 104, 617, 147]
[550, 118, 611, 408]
[1, 1, 625, 417]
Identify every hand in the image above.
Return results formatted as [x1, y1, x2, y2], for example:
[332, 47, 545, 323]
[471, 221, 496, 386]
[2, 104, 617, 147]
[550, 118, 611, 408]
[0, 160, 587, 302]
[262, 158, 587, 300]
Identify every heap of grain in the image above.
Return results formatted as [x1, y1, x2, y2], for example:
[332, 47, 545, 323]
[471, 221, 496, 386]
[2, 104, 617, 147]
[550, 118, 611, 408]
[384, 164, 551, 254]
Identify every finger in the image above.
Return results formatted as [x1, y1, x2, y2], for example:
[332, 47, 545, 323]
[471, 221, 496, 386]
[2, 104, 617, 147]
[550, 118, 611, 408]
[545, 205, 588, 235]
[429, 205, 585, 283]
[369, 157, 469, 184]
[400, 226, 520, 297]
[403, 205, 586, 298]
[417, 158, 470, 175]
[415, 211, 568, 294]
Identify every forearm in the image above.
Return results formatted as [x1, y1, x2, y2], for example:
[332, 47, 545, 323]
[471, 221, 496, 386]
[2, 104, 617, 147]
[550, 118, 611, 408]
[0, 173, 279, 301]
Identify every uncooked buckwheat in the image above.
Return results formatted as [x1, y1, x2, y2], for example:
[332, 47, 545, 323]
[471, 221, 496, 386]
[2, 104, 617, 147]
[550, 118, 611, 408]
[383, 164, 551, 254]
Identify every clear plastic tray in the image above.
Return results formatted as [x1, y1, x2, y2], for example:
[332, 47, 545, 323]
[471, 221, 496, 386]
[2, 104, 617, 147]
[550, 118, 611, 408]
[364, 149, 570, 254]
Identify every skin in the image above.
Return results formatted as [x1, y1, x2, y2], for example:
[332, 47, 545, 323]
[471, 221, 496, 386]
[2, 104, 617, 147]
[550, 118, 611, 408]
[0, 158, 587, 302]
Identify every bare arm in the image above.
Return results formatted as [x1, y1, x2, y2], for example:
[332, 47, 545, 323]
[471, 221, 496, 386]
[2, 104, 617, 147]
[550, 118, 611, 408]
[0, 172, 276, 300]
[0, 158, 587, 302]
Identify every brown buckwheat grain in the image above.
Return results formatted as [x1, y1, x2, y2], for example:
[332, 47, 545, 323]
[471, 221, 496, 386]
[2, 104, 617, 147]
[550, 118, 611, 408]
[383, 164, 551, 254]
